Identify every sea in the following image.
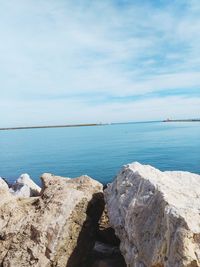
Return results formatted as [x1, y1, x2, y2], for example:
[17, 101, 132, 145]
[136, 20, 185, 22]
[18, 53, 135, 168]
[0, 121, 200, 185]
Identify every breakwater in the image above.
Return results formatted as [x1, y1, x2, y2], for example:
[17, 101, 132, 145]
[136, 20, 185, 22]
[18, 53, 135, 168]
[163, 119, 200, 122]
[0, 123, 104, 131]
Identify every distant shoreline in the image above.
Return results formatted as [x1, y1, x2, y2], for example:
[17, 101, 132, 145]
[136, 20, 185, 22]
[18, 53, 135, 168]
[163, 119, 200, 122]
[1, 120, 200, 131]
[0, 123, 105, 131]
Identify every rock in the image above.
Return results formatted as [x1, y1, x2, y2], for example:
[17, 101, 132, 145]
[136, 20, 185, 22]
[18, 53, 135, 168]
[0, 177, 11, 189]
[9, 183, 31, 197]
[9, 173, 41, 197]
[0, 173, 104, 267]
[0, 177, 11, 204]
[93, 241, 119, 255]
[0, 177, 9, 191]
[89, 241, 127, 267]
[104, 162, 200, 267]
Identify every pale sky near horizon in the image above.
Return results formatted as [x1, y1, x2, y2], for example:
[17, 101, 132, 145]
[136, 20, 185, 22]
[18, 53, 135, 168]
[1, 0, 200, 127]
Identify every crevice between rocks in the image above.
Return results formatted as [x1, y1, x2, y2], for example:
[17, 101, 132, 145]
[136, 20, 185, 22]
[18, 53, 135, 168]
[65, 191, 126, 267]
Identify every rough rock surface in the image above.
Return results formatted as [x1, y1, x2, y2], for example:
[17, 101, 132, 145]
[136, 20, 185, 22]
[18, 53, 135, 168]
[9, 173, 41, 197]
[0, 177, 9, 191]
[104, 162, 200, 267]
[0, 173, 104, 267]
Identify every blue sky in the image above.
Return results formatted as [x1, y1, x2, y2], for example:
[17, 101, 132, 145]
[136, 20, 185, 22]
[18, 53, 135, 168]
[0, 0, 200, 126]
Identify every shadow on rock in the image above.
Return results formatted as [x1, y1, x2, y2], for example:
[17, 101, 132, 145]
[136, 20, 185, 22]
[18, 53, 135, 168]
[66, 192, 105, 267]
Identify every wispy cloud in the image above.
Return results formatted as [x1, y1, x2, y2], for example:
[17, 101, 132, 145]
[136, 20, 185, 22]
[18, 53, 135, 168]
[0, 0, 200, 126]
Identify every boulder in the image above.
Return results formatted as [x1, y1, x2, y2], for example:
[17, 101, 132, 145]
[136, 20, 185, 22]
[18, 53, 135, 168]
[0, 177, 11, 206]
[0, 177, 9, 192]
[0, 173, 104, 267]
[104, 162, 200, 267]
[9, 173, 41, 197]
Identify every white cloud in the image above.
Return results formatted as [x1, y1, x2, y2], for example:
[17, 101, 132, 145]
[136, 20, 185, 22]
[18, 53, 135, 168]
[0, 0, 200, 126]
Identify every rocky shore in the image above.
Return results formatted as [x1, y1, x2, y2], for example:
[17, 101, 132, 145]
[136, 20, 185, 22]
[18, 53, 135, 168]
[0, 162, 200, 267]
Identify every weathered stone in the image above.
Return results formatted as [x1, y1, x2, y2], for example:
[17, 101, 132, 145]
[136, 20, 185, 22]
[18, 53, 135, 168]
[104, 162, 200, 267]
[0, 173, 104, 267]
[10, 173, 41, 197]
[0, 177, 9, 192]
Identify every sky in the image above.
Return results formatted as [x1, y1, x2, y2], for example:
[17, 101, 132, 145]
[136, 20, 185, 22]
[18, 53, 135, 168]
[0, 0, 200, 127]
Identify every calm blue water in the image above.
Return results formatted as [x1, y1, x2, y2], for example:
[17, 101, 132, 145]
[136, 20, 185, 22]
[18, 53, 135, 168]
[0, 122, 200, 185]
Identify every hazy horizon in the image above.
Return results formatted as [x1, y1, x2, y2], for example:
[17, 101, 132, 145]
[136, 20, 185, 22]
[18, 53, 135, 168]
[1, 0, 200, 127]
[1, 119, 200, 129]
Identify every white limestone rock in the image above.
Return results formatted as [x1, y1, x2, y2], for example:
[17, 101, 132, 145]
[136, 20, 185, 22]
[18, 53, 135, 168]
[104, 162, 200, 267]
[0, 177, 11, 204]
[10, 173, 41, 197]
[0, 177, 9, 191]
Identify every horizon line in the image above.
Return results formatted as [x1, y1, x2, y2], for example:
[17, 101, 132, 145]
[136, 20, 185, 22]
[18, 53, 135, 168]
[1, 118, 200, 131]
